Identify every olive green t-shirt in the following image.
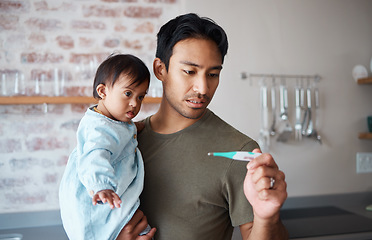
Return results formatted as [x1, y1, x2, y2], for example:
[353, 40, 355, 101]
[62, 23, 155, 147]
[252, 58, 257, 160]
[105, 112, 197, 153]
[138, 109, 259, 240]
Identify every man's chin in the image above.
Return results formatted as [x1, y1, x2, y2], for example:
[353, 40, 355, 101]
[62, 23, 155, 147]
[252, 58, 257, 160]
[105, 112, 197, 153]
[181, 108, 207, 120]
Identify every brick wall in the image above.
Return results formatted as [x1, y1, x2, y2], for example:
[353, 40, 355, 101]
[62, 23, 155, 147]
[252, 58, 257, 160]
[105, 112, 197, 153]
[0, 0, 182, 213]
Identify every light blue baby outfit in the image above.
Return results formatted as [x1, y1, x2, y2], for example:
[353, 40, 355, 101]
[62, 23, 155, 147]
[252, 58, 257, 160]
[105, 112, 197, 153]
[59, 107, 148, 240]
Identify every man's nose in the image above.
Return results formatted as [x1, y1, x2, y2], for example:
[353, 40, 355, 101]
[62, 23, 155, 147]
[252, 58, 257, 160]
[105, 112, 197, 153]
[192, 75, 208, 95]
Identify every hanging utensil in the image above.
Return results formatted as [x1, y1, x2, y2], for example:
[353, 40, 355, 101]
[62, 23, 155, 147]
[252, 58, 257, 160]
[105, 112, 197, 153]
[277, 81, 293, 142]
[305, 87, 314, 137]
[312, 87, 322, 144]
[269, 77, 277, 136]
[301, 85, 309, 136]
[294, 86, 302, 141]
[258, 81, 270, 151]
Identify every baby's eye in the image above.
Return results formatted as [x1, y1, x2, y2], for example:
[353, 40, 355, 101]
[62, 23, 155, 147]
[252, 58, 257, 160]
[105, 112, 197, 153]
[138, 95, 145, 101]
[124, 91, 132, 97]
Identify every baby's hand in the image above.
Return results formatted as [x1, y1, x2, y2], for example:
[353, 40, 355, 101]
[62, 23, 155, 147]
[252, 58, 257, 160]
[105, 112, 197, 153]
[92, 189, 122, 209]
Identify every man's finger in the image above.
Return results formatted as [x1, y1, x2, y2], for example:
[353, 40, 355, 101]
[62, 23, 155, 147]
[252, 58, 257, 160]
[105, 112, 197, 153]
[248, 153, 278, 171]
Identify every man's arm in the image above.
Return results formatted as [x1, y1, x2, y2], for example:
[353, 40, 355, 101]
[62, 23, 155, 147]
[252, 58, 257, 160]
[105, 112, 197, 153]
[244, 216, 288, 240]
[241, 149, 289, 240]
[239, 216, 288, 240]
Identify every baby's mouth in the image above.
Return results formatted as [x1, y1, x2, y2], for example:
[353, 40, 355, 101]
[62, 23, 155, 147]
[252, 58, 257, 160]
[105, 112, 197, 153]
[126, 111, 135, 119]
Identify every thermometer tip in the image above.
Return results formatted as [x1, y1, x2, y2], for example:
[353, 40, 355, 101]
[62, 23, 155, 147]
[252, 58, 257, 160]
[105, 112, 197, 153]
[207, 152, 213, 156]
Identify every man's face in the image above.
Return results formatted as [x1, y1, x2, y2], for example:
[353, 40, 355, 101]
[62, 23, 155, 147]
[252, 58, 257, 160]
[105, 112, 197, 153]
[161, 38, 223, 120]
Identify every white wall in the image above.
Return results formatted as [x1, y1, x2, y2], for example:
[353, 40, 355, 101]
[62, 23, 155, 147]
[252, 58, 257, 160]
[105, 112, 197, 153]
[182, 0, 372, 197]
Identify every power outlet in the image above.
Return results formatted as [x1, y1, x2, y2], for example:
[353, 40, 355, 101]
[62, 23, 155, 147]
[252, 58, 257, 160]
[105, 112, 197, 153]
[356, 152, 372, 174]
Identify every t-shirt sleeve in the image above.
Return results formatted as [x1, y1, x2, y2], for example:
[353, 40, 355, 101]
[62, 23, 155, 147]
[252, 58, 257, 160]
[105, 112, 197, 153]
[225, 158, 253, 226]
[225, 139, 260, 226]
[241, 139, 261, 152]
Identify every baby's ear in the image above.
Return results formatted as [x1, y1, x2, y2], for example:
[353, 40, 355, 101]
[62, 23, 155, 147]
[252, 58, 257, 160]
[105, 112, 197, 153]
[96, 84, 106, 99]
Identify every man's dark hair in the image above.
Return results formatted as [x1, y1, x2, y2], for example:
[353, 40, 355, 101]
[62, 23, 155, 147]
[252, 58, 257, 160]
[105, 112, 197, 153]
[93, 54, 150, 99]
[156, 13, 228, 70]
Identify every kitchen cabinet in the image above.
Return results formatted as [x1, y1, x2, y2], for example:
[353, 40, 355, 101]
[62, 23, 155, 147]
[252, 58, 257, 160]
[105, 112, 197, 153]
[0, 96, 161, 105]
[357, 77, 372, 140]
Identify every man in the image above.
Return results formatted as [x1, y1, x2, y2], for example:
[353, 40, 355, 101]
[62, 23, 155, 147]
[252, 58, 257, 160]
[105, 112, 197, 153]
[118, 13, 288, 240]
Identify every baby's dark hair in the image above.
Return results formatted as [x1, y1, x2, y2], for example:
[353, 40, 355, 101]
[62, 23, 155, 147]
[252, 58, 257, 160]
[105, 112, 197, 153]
[93, 54, 150, 99]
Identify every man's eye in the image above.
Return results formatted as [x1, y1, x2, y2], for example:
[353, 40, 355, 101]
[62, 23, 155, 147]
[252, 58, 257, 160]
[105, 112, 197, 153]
[124, 91, 132, 97]
[209, 73, 219, 78]
[183, 70, 195, 75]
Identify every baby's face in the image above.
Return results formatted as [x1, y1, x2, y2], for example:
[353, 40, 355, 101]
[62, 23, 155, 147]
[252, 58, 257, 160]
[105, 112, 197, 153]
[103, 75, 149, 123]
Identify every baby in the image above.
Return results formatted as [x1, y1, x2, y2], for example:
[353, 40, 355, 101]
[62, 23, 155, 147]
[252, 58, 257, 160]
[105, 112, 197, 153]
[59, 54, 152, 240]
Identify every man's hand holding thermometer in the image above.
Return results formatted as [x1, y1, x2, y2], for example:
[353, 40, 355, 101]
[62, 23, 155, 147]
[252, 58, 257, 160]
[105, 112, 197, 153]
[209, 149, 288, 238]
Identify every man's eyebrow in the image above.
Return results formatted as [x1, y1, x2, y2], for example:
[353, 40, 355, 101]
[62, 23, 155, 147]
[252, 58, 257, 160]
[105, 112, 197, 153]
[180, 61, 223, 70]
[180, 61, 199, 67]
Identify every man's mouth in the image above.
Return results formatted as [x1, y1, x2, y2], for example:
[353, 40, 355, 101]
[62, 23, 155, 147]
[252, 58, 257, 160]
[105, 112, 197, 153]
[188, 100, 203, 104]
[186, 99, 205, 108]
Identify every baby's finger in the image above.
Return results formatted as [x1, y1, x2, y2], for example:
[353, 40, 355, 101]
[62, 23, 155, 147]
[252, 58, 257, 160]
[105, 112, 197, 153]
[112, 193, 122, 208]
[102, 195, 115, 209]
[92, 196, 98, 205]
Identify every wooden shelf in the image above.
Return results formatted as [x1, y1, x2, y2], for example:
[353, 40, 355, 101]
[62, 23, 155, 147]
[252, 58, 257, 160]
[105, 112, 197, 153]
[0, 96, 161, 105]
[358, 132, 372, 139]
[357, 77, 372, 84]
[356, 77, 372, 140]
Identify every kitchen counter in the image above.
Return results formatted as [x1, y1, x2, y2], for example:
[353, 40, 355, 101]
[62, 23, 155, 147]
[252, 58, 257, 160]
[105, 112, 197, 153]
[0, 225, 67, 240]
[232, 191, 372, 240]
[280, 191, 372, 240]
[1, 192, 372, 240]
[0, 211, 67, 240]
